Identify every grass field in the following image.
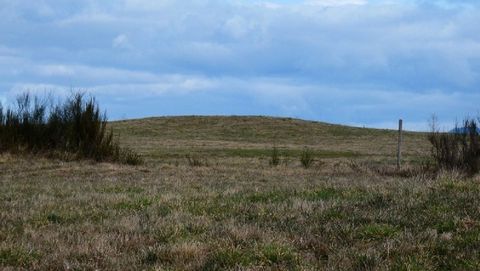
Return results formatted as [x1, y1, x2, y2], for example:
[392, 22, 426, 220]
[1, 116, 480, 270]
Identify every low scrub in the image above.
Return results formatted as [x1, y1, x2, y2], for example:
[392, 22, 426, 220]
[186, 154, 208, 167]
[269, 145, 280, 166]
[0, 92, 142, 165]
[300, 147, 314, 169]
[428, 118, 479, 175]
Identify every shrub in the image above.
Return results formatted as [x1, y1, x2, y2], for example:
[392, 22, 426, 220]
[186, 154, 207, 167]
[428, 118, 480, 175]
[117, 147, 143, 166]
[300, 147, 314, 169]
[0, 92, 142, 165]
[269, 145, 280, 166]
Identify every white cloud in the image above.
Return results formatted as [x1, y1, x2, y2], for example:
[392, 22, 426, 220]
[4, 73, 479, 130]
[0, 0, 479, 127]
[91, 75, 219, 97]
[224, 15, 255, 39]
[7, 83, 72, 103]
[37, 65, 75, 77]
[305, 0, 367, 7]
[112, 34, 131, 49]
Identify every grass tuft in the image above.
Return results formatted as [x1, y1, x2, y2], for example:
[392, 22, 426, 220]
[300, 146, 314, 168]
[186, 154, 208, 167]
[269, 145, 280, 166]
[0, 248, 39, 267]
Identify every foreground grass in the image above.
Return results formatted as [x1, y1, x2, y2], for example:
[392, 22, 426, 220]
[1, 116, 478, 270]
[1, 154, 479, 270]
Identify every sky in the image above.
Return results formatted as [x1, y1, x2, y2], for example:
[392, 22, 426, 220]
[0, 0, 479, 130]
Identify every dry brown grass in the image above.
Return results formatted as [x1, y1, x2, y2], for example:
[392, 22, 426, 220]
[1, 116, 479, 270]
[111, 116, 429, 160]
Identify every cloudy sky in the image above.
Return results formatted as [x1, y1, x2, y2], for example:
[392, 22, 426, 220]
[1, 0, 479, 130]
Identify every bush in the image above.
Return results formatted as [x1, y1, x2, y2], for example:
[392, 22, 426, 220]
[300, 147, 314, 169]
[428, 118, 479, 175]
[117, 147, 143, 166]
[270, 145, 280, 166]
[186, 154, 208, 167]
[0, 92, 142, 165]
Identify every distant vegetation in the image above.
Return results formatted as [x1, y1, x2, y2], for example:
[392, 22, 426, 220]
[428, 117, 480, 175]
[269, 145, 280, 166]
[0, 92, 142, 165]
[300, 147, 314, 169]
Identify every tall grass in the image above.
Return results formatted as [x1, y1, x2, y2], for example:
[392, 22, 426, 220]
[186, 154, 208, 167]
[0, 92, 142, 165]
[300, 147, 314, 169]
[269, 145, 280, 166]
[428, 118, 479, 175]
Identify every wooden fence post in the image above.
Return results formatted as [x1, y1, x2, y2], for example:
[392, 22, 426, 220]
[397, 119, 403, 170]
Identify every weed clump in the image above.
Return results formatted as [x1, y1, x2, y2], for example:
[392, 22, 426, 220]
[428, 118, 480, 175]
[186, 154, 208, 167]
[300, 147, 314, 169]
[269, 145, 280, 166]
[0, 92, 142, 165]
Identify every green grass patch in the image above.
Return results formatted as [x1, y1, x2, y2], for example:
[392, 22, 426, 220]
[202, 249, 256, 270]
[0, 248, 39, 267]
[260, 243, 298, 267]
[114, 197, 154, 211]
[454, 229, 480, 251]
[142, 249, 158, 265]
[99, 185, 145, 194]
[157, 203, 173, 217]
[436, 219, 456, 234]
[322, 208, 347, 220]
[154, 224, 205, 244]
[46, 212, 63, 224]
[146, 147, 361, 159]
[226, 148, 361, 159]
[186, 196, 235, 219]
[352, 254, 377, 271]
[187, 191, 293, 220]
[246, 190, 291, 204]
[391, 255, 427, 271]
[303, 187, 343, 201]
[358, 223, 399, 240]
[202, 244, 298, 270]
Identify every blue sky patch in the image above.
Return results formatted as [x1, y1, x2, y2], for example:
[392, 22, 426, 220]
[0, 0, 479, 130]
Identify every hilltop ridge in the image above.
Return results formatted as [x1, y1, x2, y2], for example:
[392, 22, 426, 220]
[111, 115, 429, 160]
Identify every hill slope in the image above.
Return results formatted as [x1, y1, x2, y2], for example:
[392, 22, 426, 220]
[111, 116, 429, 161]
[3, 116, 479, 270]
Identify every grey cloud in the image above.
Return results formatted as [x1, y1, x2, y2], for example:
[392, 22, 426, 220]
[0, 0, 479, 129]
